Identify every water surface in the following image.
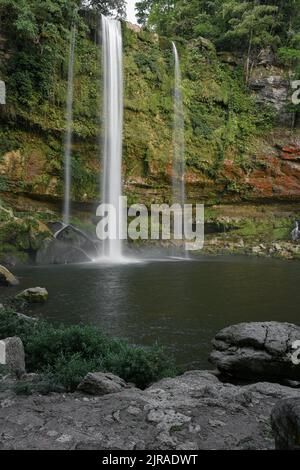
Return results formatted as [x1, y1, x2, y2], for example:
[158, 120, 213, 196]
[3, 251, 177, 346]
[2, 255, 300, 369]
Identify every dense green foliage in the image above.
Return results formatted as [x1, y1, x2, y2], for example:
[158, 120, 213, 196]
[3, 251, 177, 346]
[136, 1, 300, 49]
[136, 1, 300, 77]
[0, 308, 178, 391]
[0, 0, 293, 210]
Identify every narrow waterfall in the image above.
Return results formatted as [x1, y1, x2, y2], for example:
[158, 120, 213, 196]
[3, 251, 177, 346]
[63, 26, 76, 226]
[172, 42, 186, 247]
[101, 15, 124, 261]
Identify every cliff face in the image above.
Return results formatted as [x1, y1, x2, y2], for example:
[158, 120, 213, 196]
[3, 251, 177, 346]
[0, 22, 300, 213]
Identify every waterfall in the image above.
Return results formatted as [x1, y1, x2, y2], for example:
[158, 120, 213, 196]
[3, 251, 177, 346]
[63, 26, 76, 226]
[101, 15, 124, 261]
[172, 42, 186, 249]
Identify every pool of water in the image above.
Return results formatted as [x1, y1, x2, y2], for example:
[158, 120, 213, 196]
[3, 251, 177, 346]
[2, 254, 300, 369]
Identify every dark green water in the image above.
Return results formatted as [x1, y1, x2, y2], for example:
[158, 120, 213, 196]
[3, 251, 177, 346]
[2, 255, 300, 369]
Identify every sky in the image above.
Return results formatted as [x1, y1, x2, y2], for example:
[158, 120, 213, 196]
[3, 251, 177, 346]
[126, 0, 138, 24]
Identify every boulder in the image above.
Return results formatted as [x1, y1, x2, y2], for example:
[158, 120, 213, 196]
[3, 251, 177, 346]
[0, 336, 26, 377]
[37, 223, 99, 265]
[271, 398, 300, 450]
[36, 239, 92, 265]
[50, 223, 98, 260]
[16, 287, 48, 303]
[0, 265, 19, 286]
[77, 372, 129, 396]
[210, 322, 300, 382]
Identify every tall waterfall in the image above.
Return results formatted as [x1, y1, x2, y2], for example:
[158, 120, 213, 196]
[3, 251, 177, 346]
[63, 26, 76, 226]
[101, 15, 124, 261]
[172, 42, 186, 244]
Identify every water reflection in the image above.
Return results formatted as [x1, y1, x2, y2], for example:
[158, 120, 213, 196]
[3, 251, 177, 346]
[3, 256, 300, 369]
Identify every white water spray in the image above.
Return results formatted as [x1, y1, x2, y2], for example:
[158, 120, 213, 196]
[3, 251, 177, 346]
[63, 26, 76, 225]
[101, 15, 124, 261]
[172, 42, 186, 252]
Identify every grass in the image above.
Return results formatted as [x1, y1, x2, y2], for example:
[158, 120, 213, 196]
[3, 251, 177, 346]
[0, 308, 179, 393]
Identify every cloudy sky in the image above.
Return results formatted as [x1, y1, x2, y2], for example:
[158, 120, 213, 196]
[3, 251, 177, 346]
[126, 0, 137, 24]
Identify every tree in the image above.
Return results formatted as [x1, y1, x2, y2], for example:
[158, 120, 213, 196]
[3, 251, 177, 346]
[82, 0, 126, 18]
[221, 1, 279, 82]
[136, 0, 152, 26]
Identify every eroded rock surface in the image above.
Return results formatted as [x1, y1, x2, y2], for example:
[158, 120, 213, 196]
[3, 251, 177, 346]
[77, 372, 129, 396]
[1, 371, 300, 450]
[0, 336, 25, 377]
[271, 397, 300, 450]
[210, 322, 300, 381]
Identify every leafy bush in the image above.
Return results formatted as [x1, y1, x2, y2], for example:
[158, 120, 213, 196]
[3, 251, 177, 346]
[0, 309, 178, 392]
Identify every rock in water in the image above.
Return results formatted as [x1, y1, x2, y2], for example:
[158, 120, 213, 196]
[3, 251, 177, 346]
[16, 287, 48, 303]
[77, 372, 129, 396]
[0, 265, 19, 286]
[210, 322, 300, 382]
[0, 336, 26, 377]
[271, 398, 300, 450]
[36, 239, 92, 265]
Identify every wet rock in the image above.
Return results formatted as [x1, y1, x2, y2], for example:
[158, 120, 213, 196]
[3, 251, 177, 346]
[36, 239, 92, 265]
[0, 265, 19, 286]
[0, 337, 25, 377]
[49, 223, 98, 260]
[271, 398, 300, 450]
[210, 322, 300, 382]
[77, 372, 129, 396]
[37, 223, 99, 265]
[16, 287, 48, 303]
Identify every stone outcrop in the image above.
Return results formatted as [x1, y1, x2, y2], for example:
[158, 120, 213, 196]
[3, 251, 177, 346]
[271, 398, 300, 450]
[249, 66, 290, 124]
[0, 265, 19, 286]
[1, 370, 300, 449]
[77, 373, 129, 396]
[36, 223, 99, 265]
[36, 239, 92, 265]
[210, 322, 300, 382]
[0, 336, 25, 377]
[16, 287, 48, 303]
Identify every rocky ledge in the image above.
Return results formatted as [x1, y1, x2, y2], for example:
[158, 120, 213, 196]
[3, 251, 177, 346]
[1, 370, 300, 450]
[1, 320, 300, 450]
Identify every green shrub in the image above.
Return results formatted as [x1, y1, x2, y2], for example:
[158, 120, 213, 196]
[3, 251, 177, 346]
[0, 309, 178, 391]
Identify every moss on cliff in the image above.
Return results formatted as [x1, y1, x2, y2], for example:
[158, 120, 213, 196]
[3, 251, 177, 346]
[0, 21, 286, 210]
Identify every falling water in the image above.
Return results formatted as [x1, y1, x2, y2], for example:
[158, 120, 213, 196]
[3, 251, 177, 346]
[63, 26, 76, 226]
[101, 15, 124, 261]
[172, 42, 186, 251]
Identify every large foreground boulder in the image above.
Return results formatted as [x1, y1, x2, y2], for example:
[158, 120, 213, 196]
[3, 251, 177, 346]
[16, 287, 48, 303]
[271, 398, 300, 450]
[210, 322, 300, 382]
[0, 265, 19, 286]
[77, 372, 129, 396]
